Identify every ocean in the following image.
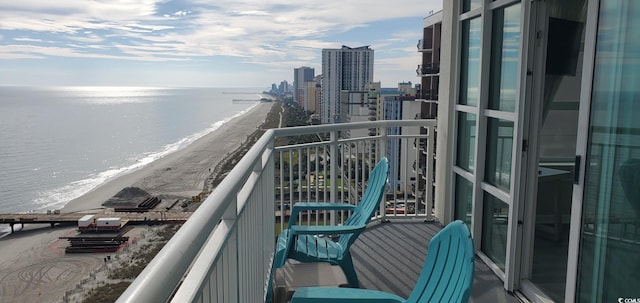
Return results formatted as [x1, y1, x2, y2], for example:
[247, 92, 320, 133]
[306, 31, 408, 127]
[0, 86, 262, 214]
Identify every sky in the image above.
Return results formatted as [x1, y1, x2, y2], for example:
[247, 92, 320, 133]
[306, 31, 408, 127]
[0, 0, 443, 88]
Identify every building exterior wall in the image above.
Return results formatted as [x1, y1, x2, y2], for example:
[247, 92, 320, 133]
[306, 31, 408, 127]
[436, 0, 455, 225]
[437, 0, 640, 302]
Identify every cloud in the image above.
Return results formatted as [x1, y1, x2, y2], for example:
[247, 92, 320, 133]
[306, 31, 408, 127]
[235, 10, 270, 16]
[14, 37, 44, 42]
[174, 10, 191, 16]
[0, 0, 443, 86]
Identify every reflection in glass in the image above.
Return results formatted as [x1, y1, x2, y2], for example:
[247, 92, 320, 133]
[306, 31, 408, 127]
[459, 18, 481, 106]
[577, 1, 640, 302]
[485, 118, 514, 192]
[456, 112, 477, 173]
[488, 4, 521, 112]
[482, 192, 509, 271]
[455, 175, 474, 226]
[462, 0, 482, 13]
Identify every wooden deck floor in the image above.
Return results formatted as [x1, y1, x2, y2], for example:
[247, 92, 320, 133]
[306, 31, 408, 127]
[350, 219, 521, 303]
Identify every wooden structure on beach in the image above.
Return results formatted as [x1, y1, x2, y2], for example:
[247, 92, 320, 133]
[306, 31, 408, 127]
[113, 196, 162, 212]
[61, 225, 134, 253]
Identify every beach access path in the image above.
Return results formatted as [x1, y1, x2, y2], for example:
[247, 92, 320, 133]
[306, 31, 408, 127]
[0, 102, 275, 303]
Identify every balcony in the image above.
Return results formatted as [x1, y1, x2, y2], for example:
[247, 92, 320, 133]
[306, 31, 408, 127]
[417, 39, 433, 51]
[416, 63, 440, 76]
[416, 89, 439, 102]
[116, 120, 517, 303]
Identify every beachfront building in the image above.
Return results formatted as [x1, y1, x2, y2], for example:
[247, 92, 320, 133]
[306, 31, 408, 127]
[416, 10, 442, 121]
[384, 95, 417, 193]
[320, 45, 374, 124]
[293, 67, 314, 110]
[433, 0, 640, 302]
[305, 76, 321, 114]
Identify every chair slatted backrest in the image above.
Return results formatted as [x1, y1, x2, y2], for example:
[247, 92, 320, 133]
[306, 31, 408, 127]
[407, 220, 475, 303]
[337, 157, 388, 250]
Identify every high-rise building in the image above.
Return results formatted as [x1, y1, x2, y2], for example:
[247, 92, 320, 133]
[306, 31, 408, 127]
[383, 95, 417, 192]
[416, 11, 441, 119]
[293, 67, 315, 110]
[306, 75, 321, 113]
[278, 80, 291, 94]
[320, 45, 374, 124]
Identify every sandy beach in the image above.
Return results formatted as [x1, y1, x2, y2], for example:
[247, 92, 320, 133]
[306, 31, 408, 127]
[0, 102, 276, 302]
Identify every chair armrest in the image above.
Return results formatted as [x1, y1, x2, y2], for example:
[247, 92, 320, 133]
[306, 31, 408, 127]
[289, 203, 358, 227]
[291, 287, 406, 303]
[289, 224, 366, 236]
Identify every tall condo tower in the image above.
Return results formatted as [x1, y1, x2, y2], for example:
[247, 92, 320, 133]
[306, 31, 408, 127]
[293, 67, 315, 110]
[321, 45, 374, 124]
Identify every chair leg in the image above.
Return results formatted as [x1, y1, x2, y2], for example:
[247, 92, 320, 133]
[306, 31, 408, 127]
[267, 230, 291, 303]
[339, 252, 360, 288]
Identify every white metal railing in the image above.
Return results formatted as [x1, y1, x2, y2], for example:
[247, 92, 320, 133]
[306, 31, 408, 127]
[116, 119, 437, 303]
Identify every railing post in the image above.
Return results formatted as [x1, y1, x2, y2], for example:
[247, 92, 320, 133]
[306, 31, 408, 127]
[426, 124, 436, 222]
[330, 130, 338, 225]
[379, 127, 388, 222]
[224, 194, 238, 303]
[263, 142, 275, 302]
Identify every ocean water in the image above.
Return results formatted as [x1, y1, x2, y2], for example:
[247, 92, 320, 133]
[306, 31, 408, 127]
[0, 86, 262, 214]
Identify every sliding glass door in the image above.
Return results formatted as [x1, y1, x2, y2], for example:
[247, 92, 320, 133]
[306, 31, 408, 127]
[575, 1, 640, 301]
[519, 0, 588, 301]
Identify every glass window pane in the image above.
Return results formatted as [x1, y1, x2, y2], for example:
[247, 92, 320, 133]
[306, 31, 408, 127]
[488, 4, 521, 112]
[462, 0, 482, 13]
[455, 174, 474, 226]
[485, 118, 514, 192]
[577, 1, 640, 302]
[482, 192, 509, 271]
[459, 18, 482, 106]
[456, 112, 477, 172]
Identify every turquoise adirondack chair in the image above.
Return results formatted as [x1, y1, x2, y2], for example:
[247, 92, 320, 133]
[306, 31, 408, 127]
[268, 157, 389, 301]
[290, 220, 475, 303]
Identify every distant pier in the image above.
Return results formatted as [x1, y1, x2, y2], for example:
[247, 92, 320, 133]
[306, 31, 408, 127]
[232, 98, 274, 104]
[0, 212, 192, 234]
[222, 92, 261, 94]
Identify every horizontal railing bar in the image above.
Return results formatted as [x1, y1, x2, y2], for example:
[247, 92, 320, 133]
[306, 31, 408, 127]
[271, 120, 436, 137]
[387, 134, 425, 139]
[337, 135, 383, 143]
[273, 140, 330, 150]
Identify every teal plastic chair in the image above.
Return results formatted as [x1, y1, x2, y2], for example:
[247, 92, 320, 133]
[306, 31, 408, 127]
[290, 220, 475, 303]
[268, 157, 389, 301]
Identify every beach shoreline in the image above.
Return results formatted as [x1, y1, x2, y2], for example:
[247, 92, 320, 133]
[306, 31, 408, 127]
[0, 101, 277, 303]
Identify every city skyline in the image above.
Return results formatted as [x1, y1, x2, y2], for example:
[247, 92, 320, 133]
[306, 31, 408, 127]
[0, 1, 443, 88]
